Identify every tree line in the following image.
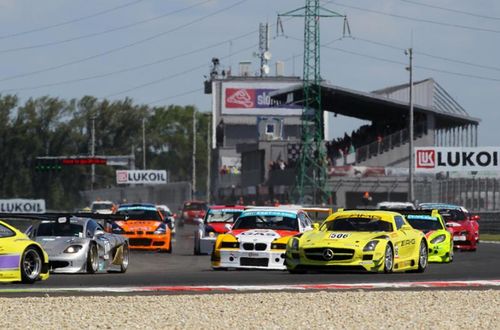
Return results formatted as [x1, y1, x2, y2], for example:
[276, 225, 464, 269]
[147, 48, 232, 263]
[0, 95, 209, 210]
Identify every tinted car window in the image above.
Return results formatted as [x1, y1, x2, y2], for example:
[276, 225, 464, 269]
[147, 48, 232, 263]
[325, 217, 393, 232]
[183, 203, 207, 211]
[394, 216, 405, 230]
[116, 209, 161, 221]
[405, 217, 444, 231]
[439, 209, 466, 221]
[37, 222, 84, 237]
[206, 210, 242, 223]
[233, 215, 298, 231]
[0, 223, 15, 238]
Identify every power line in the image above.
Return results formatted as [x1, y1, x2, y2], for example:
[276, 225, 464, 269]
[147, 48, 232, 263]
[106, 43, 257, 98]
[0, 0, 146, 40]
[322, 44, 500, 83]
[0, 30, 256, 93]
[352, 36, 500, 73]
[400, 0, 500, 21]
[287, 34, 500, 82]
[0, 0, 247, 83]
[0, 0, 214, 54]
[327, 1, 500, 34]
[148, 88, 204, 106]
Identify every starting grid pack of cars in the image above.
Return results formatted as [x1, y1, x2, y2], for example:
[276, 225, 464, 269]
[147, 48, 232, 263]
[0, 201, 480, 283]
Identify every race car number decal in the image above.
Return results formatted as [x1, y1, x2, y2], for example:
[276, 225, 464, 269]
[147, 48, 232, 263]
[329, 233, 349, 239]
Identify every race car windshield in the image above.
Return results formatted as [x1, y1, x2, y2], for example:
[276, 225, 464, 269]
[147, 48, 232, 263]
[325, 217, 393, 232]
[91, 203, 114, 211]
[184, 203, 207, 211]
[438, 209, 467, 222]
[37, 223, 84, 237]
[116, 209, 161, 221]
[206, 211, 242, 223]
[232, 215, 298, 231]
[405, 218, 443, 231]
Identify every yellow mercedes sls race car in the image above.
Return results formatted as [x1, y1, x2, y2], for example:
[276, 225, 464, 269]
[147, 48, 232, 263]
[393, 209, 453, 263]
[0, 220, 50, 283]
[285, 210, 429, 273]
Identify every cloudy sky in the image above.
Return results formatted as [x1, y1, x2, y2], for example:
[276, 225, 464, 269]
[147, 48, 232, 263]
[0, 0, 498, 143]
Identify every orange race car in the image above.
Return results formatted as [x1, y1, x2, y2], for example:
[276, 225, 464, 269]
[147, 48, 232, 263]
[112, 203, 172, 252]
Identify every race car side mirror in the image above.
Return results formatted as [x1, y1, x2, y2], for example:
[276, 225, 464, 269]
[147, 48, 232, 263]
[312, 223, 320, 230]
[224, 224, 232, 231]
[470, 215, 480, 221]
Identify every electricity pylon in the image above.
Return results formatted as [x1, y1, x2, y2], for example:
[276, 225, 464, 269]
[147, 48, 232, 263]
[278, 0, 348, 204]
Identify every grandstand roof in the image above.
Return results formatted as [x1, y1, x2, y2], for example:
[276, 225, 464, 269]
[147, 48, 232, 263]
[270, 79, 480, 128]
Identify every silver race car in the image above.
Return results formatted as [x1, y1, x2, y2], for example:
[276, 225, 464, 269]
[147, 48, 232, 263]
[26, 216, 129, 274]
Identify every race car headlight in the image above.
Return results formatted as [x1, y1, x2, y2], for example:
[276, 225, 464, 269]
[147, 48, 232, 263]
[205, 225, 215, 235]
[430, 235, 446, 244]
[271, 243, 287, 250]
[64, 245, 83, 253]
[154, 224, 167, 235]
[220, 241, 239, 248]
[290, 238, 300, 251]
[363, 240, 379, 252]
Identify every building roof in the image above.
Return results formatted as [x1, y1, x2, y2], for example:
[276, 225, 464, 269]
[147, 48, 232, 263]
[270, 79, 480, 128]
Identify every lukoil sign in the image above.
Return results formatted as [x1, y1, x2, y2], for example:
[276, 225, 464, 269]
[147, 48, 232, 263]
[415, 147, 500, 172]
[116, 170, 168, 184]
[0, 199, 46, 213]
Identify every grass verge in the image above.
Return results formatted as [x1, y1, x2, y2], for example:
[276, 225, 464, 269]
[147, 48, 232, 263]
[481, 234, 500, 241]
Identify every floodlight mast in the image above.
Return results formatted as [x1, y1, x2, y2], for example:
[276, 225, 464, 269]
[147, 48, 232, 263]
[278, 0, 347, 205]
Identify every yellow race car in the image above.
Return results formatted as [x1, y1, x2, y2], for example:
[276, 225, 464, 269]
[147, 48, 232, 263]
[285, 210, 429, 273]
[0, 220, 50, 283]
[394, 209, 453, 263]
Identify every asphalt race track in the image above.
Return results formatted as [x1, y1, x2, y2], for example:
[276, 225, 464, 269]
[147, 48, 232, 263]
[1, 224, 499, 290]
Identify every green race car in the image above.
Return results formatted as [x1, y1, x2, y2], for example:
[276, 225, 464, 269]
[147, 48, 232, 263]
[394, 210, 453, 263]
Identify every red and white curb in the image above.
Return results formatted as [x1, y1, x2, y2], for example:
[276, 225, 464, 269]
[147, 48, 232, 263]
[2, 280, 500, 293]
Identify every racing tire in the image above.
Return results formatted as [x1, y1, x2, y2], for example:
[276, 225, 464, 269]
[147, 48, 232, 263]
[119, 243, 129, 273]
[383, 244, 394, 273]
[416, 240, 428, 273]
[288, 268, 307, 274]
[447, 242, 454, 263]
[20, 246, 43, 284]
[166, 239, 172, 254]
[194, 232, 201, 255]
[212, 267, 228, 271]
[86, 243, 99, 274]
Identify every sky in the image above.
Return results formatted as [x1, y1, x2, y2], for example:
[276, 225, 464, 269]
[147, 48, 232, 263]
[0, 0, 499, 144]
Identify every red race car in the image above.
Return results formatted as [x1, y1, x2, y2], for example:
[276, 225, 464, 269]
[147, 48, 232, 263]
[419, 203, 479, 251]
[178, 200, 208, 226]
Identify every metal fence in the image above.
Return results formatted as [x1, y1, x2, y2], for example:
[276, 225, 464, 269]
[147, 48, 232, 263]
[80, 181, 192, 212]
[435, 177, 500, 211]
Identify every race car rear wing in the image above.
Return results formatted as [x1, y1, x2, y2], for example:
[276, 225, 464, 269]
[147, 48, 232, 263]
[335, 208, 441, 217]
[0, 212, 128, 222]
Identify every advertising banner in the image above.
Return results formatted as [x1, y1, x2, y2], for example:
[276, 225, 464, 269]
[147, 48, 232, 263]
[221, 81, 301, 115]
[116, 170, 168, 184]
[0, 199, 46, 213]
[415, 147, 500, 173]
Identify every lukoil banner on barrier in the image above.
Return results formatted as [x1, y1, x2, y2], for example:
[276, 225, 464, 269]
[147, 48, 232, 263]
[415, 147, 500, 173]
[116, 170, 168, 184]
[0, 199, 46, 213]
